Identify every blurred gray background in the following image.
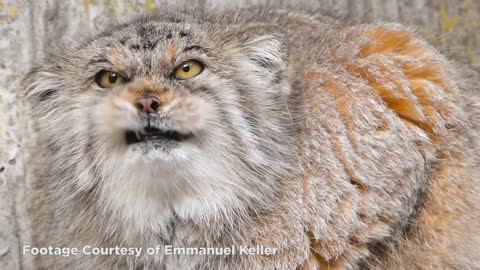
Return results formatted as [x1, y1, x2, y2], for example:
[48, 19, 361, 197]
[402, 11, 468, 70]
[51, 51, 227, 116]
[0, 0, 479, 269]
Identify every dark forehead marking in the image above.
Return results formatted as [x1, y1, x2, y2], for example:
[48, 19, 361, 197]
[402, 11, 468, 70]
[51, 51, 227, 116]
[119, 37, 128, 45]
[184, 45, 207, 53]
[130, 44, 141, 51]
[87, 58, 111, 65]
[135, 23, 161, 51]
[137, 23, 157, 37]
[142, 40, 158, 50]
[168, 17, 182, 23]
[128, 25, 191, 51]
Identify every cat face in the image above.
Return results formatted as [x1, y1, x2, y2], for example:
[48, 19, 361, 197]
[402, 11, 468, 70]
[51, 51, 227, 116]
[24, 14, 295, 215]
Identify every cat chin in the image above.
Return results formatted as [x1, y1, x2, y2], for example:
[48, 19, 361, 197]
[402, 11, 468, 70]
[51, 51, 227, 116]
[124, 140, 202, 163]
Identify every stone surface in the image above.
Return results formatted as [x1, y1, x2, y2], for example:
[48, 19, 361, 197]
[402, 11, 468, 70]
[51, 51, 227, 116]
[0, 0, 478, 269]
[0, 246, 9, 257]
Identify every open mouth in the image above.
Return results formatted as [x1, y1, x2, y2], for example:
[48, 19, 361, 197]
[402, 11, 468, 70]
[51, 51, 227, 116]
[125, 127, 192, 145]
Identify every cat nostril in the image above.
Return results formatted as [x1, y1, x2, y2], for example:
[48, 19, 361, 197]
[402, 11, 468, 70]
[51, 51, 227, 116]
[136, 97, 160, 113]
[151, 100, 160, 112]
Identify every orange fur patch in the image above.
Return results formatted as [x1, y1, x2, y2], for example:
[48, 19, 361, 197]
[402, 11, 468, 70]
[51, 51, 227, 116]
[303, 26, 460, 268]
[158, 91, 174, 106]
[302, 231, 346, 270]
[347, 27, 455, 136]
[111, 49, 124, 67]
[119, 80, 172, 107]
[167, 45, 177, 65]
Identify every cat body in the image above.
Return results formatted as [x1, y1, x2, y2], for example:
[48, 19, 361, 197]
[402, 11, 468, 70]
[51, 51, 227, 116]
[24, 7, 480, 270]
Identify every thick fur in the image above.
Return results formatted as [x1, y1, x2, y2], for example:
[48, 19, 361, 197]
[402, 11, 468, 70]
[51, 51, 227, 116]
[23, 7, 479, 270]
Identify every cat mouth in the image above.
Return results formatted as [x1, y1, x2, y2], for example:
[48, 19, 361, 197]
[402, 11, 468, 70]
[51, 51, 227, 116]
[125, 127, 192, 145]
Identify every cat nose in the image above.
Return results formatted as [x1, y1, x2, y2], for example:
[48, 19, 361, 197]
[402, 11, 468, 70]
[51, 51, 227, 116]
[135, 97, 160, 113]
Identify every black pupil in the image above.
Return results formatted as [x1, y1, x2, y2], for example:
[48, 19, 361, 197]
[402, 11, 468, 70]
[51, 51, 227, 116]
[182, 64, 190, 73]
[108, 73, 118, 84]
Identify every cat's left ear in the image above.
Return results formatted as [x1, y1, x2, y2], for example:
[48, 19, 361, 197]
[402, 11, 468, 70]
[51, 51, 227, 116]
[223, 24, 288, 83]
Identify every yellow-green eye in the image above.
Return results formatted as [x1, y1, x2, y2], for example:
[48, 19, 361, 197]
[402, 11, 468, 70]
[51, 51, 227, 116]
[174, 60, 204, 80]
[95, 70, 127, 88]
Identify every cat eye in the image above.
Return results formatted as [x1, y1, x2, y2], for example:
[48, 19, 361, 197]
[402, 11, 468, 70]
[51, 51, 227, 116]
[95, 70, 127, 88]
[174, 60, 204, 80]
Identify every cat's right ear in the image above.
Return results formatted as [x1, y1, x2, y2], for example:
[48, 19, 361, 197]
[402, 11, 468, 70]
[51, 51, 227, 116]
[22, 67, 62, 102]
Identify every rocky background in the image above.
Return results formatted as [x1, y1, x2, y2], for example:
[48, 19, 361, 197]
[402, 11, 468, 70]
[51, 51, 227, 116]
[0, 0, 478, 269]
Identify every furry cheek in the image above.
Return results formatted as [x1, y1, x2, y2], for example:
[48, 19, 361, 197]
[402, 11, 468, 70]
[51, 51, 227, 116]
[98, 93, 144, 131]
[162, 95, 219, 135]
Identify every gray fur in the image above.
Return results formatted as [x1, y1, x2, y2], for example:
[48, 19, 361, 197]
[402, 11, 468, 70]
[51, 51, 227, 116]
[22, 7, 480, 270]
